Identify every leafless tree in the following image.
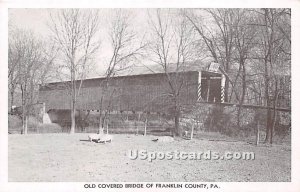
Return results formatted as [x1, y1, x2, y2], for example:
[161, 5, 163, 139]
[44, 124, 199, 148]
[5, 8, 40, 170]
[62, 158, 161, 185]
[148, 9, 196, 136]
[247, 9, 290, 144]
[97, 9, 147, 133]
[8, 30, 21, 112]
[246, 8, 291, 143]
[185, 8, 290, 142]
[185, 9, 239, 102]
[8, 28, 56, 134]
[231, 9, 258, 128]
[48, 9, 101, 133]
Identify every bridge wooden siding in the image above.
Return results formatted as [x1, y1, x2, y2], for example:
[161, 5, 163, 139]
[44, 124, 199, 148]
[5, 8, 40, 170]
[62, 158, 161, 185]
[39, 71, 203, 113]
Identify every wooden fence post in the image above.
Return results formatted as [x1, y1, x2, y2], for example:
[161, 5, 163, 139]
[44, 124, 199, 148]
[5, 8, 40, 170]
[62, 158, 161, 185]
[106, 119, 109, 134]
[256, 119, 260, 146]
[190, 121, 194, 140]
[144, 113, 148, 136]
[135, 112, 139, 135]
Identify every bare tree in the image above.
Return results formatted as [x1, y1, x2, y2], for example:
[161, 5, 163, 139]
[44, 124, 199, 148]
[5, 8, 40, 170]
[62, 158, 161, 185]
[185, 8, 290, 142]
[8, 28, 56, 134]
[8, 29, 21, 112]
[48, 9, 100, 133]
[231, 9, 257, 128]
[148, 9, 196, 136]
[185, 9, 238, 102]
[97, 9, 147, 133]
[249, 8, 291, 144]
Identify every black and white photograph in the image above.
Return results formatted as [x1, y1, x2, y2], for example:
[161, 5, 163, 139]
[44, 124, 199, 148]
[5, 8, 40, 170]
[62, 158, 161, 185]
[1, 1, 299, 191]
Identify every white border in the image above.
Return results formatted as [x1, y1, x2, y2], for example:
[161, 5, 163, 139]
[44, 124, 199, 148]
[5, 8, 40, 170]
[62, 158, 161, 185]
[1, 0, 300, 191]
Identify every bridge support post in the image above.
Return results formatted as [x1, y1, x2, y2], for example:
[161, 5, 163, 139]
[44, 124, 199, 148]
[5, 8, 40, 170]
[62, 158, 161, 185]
[221, 74, 226, 103]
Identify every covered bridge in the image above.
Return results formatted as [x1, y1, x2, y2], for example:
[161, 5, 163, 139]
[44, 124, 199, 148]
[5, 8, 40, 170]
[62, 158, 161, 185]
[38, 70, 225, 114]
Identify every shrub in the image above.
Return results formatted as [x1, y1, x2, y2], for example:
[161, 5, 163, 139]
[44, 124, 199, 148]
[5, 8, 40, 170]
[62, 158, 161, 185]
[203, 106, 244, 137]
[37, 123, 62, 133]
[204, 106, 232, 132]
[9, 115, 42, 133]
[27, 116, 41, 128]
[8, 115, 22, 133]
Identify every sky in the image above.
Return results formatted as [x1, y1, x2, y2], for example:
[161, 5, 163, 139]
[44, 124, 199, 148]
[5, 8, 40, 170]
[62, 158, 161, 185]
[11, 8, 293, 81]
[8, 9, 159, 79]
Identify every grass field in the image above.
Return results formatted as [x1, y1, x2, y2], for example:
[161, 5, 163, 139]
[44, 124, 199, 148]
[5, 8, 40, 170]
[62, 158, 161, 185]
[8, 133, 291, 182]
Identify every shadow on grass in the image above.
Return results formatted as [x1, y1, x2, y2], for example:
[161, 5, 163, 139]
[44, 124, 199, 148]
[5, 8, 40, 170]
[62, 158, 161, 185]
[79, 139, 91, 142]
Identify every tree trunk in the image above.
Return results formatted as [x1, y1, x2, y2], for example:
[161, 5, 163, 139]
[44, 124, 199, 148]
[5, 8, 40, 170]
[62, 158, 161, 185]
[270, 111, 275, 144]
[270, 80, 279, 144]
[237, 63, 246, 129]
[265, 107, 272, 143]
[10, 90, 14, 113]
[21, 85, 27, 135]
[264, 57, 271, 143]
[174, 112, 181, 137]
[98, 96, 104, 133]
[263, 8, 277, 144]
[24, 116, 28, 134]
[106, 118, 109, 134]
[98, 115, 103, 133]
[144, 114, 148, 136]
[70, 55, 76, 134]
[224, 77, 229, 102]
[70, 101, 76, 134]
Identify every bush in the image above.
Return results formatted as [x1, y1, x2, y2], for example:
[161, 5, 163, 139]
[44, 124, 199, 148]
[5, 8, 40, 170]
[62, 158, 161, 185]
[8, 115, 62, 134]
[27, 116, 41, 128]
[8, 115, 22, 133]
[204, 106, 232, 132]
[203, 106, 248, 137]
[37, 123, 62, 133]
